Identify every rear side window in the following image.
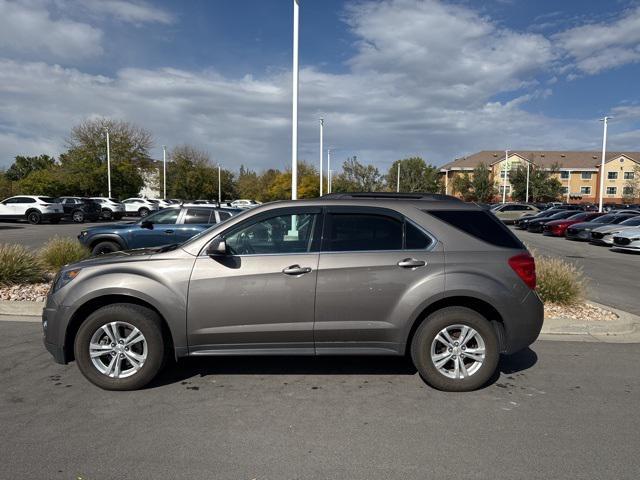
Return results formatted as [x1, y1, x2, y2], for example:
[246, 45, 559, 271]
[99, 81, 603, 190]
[406, 222, 432, 249]
[325, 213, 402, 251]
[184, 208, 213, 224]
[428, 210, 523, 249]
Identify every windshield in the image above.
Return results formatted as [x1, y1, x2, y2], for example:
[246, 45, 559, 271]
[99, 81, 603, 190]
[620, 217, 640, 226]
[567, 213, 587, 220]
[593, 214, 617, 223]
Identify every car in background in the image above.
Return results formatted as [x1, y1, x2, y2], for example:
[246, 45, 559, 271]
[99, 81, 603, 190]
[231, 199, 261, 209]
[514, 206, 582, 229]
[0, 195, 64, 224]
[527, 210, 577, 233]
[58, 197, 102, 223]
[91, 197, 125, 220]
[590, 216, 640, 246]
[148, 199, 174, 209]
[542, 212, 604, 237]
[78, 205, 237, 255]
[190, 199, 217, 205]
[490, 203, 539, 224]
[611, 227, 640, 252]
[121, 198, 159, 217]
[565, 212, 640, 241]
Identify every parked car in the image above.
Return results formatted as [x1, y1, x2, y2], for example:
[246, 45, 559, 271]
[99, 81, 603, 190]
[91, 197, 125, 220]
[148, 199, 174, 209]
[121, 198, 159, 217]
[490, 203, 539, 224]
[78, 205, 236, 255]
[542, 212, 604, 237]
[611, 227, 640, 252]
[0, 195, 64, 224]
[230, 199, 261, 209]
[565, 213, 640, 241]
[514, 207, 574, 229]
[44, 193, 543, 392]
[590, 216, 640, 246]
[527, 210, 576, 233]
[58, 197, 102, 223]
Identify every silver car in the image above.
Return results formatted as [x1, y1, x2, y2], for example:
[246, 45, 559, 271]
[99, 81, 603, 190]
[43, 193, 543, 392]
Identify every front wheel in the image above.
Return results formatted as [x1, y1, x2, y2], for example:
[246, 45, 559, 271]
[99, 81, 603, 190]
[72, 210, 85, 223]
[411, 307, 499, 392]
[91, 240, 120, 255]
[102, 209, 113, 220]
[74, 304, 165, 390]
[27, 211, 42, 224]
[138, 207, 150, 217]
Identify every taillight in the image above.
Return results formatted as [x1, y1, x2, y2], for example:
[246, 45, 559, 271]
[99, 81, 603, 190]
[508, 253, 536, 290]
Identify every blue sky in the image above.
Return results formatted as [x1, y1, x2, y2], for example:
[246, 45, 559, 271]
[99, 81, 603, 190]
[0, 0, 639, 172]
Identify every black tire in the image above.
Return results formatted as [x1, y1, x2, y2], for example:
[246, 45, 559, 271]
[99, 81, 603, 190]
[74, 303, 165, 391]
[102, 209, 113, 220]
[410, 307, 499, 392]
[138, 207, 150, 217]
[27, 210, 42, 225]
[91, 240, 120, 255]
[72, 210, 85, 223]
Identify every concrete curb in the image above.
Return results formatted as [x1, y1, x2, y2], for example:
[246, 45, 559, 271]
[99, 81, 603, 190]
[0, 300, 44, 317]
[541, 301, 640, 336]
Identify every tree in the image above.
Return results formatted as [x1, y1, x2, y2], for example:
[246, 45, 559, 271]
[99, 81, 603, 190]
[470, 163, 497, 202]
[237, 165, 261, 200]
[0, 171, 14, 199]
[17, 167, 67, 196]
[509, 163, 562, 202]
[5, 155, 55, 181]
[332, 156, 383, 192]
[387, 157, 440, 192]
[623, 164, 640, 202]
[451, 173, 474, 201]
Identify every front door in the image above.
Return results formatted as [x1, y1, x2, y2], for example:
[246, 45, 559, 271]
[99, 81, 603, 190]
[127, 208, 181, 248]
[187, 207, 321, 354]
[314, 207, 445, 355]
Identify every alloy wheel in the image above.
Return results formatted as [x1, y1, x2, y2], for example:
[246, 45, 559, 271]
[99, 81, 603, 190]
[89, 321, 147, 378]
[430, 324, 486, 379]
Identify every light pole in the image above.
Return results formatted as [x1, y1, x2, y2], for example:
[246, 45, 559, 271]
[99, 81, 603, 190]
[397, 162, 401, 192]
[444, 169, 449, 195]
[319, 118, 324, 196]
[290, 0, 299, 200]
[598, 116, 610, 212]
[218, 164, 222, 205]
[566, 169, 571, 203]
[502, 149, 509, 204]
[525, 162, 530, 203]
[105, 128, 112, 198]
[162, 145, 167, 200]
[327, 148, 331, 193]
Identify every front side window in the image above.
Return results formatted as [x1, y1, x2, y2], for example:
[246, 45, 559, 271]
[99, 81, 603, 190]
[225, 213, 318, 255]
[325, 213, 402, 252]
[143, 209, 179, 224]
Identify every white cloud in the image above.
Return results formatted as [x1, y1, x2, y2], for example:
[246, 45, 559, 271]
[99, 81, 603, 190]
[73, 0, 174, 25]
[0, 0, 103, 60]
[554, 7, 640, 74]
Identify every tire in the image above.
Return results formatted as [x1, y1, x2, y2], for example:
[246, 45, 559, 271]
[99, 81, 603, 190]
[27, 210, 42, 225]
[113, 214, 123, 220]
[91, 240, 121, 255]
[102, 209, 113, 220]
[74, 303, 165, 391]
[72, 210, 85, 223]
[138, 207, 150, 217]
[410, 307, 499, 392]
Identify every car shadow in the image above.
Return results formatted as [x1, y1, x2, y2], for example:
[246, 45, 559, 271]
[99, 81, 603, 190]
[149, 347, 538, 389]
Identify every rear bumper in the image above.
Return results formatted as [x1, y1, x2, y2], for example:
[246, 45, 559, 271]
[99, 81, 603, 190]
[502, 290, 544, 354]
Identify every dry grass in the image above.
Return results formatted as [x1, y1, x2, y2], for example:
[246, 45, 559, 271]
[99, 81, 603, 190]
[39, 236, 90, 272]
[0, 243, 45, 285]
[535, 255, 586, 306]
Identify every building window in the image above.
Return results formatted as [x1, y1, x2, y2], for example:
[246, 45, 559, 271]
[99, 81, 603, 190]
[561, 187, 568, 194]
[624, 172, 635, 180]
[581, 172, 592, 180]
[560, 171, 569, 179]
[623, 187, 634, 196]
[580, 187, 591, 195]
[606, 187, 617, 195]
[608, 172, 618, 180]
[499, 186, 511, 195]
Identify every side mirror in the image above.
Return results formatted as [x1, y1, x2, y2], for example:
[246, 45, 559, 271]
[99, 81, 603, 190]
[206, 237, 227, 256]
[140, 220, 153, 229]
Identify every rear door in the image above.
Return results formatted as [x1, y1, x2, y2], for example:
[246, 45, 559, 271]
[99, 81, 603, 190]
[314, 206, 445, 355]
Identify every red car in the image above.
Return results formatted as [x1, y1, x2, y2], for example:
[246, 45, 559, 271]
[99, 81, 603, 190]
[543, 212, 604, 236]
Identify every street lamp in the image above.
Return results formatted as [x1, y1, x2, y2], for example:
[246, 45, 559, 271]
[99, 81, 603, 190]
[290, 0, 299, 200]
[218, 164, 222, 205]
[327, 148, 331, 193]
[319, 118, 324, 196]
[525, 162, 530, 203]
[598, 116, 610, 213]
[105, 128, 111, 198]
[444, 169, 449, 195]
[397, 162, 401, 193]
[162, 145, 167, 200]
[566, 169, 571, 203]
[502, 149, 509, 204]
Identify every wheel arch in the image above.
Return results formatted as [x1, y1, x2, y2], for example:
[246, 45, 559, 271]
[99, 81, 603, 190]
[88, 234, 126, 250]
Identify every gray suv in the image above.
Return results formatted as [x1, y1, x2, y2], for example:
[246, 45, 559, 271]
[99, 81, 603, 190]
[43, 193, 543, 392]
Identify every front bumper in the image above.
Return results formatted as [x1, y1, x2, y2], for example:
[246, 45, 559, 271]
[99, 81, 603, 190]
[42, 296, 73, 364]
[566, 229, 590, 241]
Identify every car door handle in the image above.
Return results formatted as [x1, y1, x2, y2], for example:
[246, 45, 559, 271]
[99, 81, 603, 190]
[164, 229, 174, 234]
[397, 258, 426, 268]
[282, 265, 312, 275]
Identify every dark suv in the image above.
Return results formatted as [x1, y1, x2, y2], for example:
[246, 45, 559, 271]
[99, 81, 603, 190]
[58, 197, 102, 223]
[43, 194, 543, 392]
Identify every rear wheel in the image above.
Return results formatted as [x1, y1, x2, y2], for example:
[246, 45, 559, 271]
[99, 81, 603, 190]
[91, 240, 120, 255]
[411, 307, 499, 392]
[27, 211, 42, 225]
[72, 210, 85, 223]
[74, 304, 165, 390]
[138, 207, 150, 217]
[102, 209, 113, 220]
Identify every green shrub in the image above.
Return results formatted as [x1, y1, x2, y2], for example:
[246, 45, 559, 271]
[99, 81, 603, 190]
[39, 236, 90, 272]
[535, 256, 586, 305]
[0, 244, 45, 285]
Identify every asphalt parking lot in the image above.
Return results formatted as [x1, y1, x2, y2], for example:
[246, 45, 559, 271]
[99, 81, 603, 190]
[0, 320, 638, 480]
[512, 227, 640, 315]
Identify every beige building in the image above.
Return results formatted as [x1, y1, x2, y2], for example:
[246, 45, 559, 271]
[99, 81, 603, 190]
[440, 151, 640, 203]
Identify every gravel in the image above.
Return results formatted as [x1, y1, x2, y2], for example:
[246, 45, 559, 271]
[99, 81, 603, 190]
[0, 283, 51, 302]
[545, 302, 618, 322]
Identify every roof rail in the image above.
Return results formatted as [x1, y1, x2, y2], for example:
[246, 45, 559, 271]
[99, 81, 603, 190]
[319, 192, 462, 202]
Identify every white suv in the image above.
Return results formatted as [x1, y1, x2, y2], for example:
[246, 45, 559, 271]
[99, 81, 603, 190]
[90, 197, 125, 220]
[0, 195, 64, 224]
[230, 199, 261, 209]
[121, 198, 159, 217]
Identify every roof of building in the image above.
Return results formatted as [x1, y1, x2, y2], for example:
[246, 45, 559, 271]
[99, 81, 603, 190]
[440, 151, 640, 171]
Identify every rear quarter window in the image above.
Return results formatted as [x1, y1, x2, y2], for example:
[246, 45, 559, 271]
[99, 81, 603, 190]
[427, 210, 524, 249]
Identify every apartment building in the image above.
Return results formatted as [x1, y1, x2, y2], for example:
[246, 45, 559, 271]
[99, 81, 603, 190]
[439, 151, 640, 203]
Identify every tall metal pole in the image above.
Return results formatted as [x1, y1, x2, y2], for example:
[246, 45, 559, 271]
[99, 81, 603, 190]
[218, 164, 222, 204]
[290, 0, 299, 200]
[598, 117, 609, 212]
[162, 145, 167, 200]
[397, 162, 401, 192]
[566, 169, 571, 203]
[525, 162, 530, 203]
[105, 128, 112, 198]
[444, 169, 449, 195]
[502, 149, 509, 204]
[319, 118, 324, 196]
[327, 148, 331, 193]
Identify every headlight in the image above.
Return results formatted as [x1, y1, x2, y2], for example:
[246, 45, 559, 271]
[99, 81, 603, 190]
[79, 231, 88, 237]
[52, 268, 82, 293]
